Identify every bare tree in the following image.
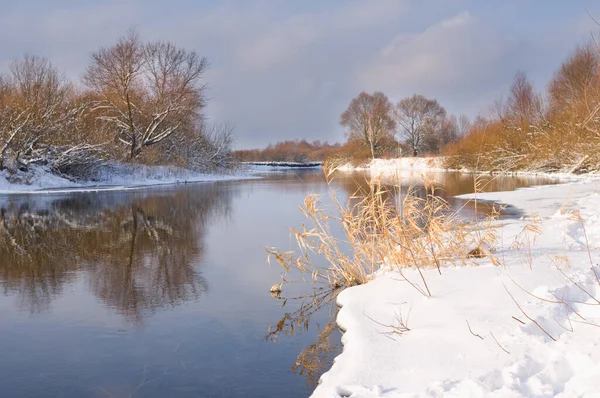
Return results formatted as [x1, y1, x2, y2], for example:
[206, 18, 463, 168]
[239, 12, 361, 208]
[548, 42, 599, 117]
[505, 71, 543, 129]
[458, 113, 471, 136]
[395, 94, 446, 156]
[439, 115, 460, 148]
[340, 91, 395, 159]
[84, 31, 208, 159]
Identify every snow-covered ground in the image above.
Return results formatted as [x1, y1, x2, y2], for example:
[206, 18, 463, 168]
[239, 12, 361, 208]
[314, 178, 600, 397]
[339, 157, 592, 180]
[338, 157, 446, 174]
[0, 163, 257, 195]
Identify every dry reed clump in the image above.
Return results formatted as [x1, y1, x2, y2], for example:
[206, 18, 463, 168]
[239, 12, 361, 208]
[267, 166, 500, 297]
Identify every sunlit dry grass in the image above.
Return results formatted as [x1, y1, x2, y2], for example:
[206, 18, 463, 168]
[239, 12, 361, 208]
[267, 163, 500, 298]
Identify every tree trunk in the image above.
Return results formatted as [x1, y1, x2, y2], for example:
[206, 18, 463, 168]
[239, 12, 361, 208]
[125, 91, 138, 159]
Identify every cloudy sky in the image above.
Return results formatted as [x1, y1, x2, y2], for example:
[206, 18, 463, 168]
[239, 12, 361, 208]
[1, 0, 599, 148]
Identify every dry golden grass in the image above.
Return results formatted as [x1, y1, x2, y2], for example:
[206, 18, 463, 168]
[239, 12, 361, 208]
[267, 163, 500, 297]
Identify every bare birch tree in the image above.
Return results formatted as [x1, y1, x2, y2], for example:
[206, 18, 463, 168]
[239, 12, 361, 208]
[340, 92, 395, 159]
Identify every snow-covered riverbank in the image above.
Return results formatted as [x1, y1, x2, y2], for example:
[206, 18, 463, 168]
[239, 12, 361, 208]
[0, 163, 260, 195]
[314, 177, 600, 397]
[339, 157, 593, 180]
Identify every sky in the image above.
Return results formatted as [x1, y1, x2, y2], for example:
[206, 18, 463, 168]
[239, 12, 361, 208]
[1, 0, 599, 149]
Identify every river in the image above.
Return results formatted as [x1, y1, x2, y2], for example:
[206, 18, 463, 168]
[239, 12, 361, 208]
[0, 169, 559, 397]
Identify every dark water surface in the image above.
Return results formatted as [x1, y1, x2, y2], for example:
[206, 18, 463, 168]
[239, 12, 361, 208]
[0, 170, 559, 397]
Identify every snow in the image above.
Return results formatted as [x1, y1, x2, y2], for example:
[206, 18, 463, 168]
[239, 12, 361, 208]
[338, 158, 446, 174]
[339, 157, 590, 181]
[370, 157, 446, 173]
[313, 178, 600, 397]
[0, 163, 257, 195]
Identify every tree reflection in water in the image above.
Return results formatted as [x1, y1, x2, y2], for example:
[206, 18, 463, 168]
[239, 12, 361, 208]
[0, 185, 233, 321]
[266, 287, 342, 387]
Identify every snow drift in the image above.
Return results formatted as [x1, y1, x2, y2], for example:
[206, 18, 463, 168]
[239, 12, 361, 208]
[313, 178, 600, 397]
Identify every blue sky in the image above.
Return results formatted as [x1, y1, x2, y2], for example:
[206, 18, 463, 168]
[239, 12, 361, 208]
[1, 0, 599, 148]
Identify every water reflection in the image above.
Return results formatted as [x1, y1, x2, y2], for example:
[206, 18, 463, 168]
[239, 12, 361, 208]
[0, 186, 232, 320]
[332, 170, 560, 219]
[261, 170, 560, 388]
[266, 288, 341, 387]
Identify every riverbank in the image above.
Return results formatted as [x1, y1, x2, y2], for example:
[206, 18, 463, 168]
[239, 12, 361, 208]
[0, 164, 251, 195]
[339, 157, 595, 180]
[0, 162, 316, 194]
[313, 177, 600, 397]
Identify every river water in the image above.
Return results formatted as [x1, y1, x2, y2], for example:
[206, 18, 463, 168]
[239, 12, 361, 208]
[0, 169, 559, 397]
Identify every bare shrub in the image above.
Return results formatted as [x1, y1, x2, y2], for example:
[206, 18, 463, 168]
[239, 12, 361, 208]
[0, 55, 106, 180]
[168, 121, 235, 171]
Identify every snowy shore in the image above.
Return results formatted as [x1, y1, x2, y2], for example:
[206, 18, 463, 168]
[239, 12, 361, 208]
[339, 157, 594, 180]
[0, 163, 263, 195]
[313, 177, 600, 397]
[337, 157, 446, 174]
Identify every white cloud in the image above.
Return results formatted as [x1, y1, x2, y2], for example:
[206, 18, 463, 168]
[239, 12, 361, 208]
[236, 0, 408, 71]
[358, 11, 531, 115]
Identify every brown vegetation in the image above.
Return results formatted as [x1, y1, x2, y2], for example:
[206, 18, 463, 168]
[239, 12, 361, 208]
[444, 40, 600, 173]
[0, 31, 233, 182]
[233, 139, 340, 162]
[328, 136, 404, 167]
[267, 167, 499, 295]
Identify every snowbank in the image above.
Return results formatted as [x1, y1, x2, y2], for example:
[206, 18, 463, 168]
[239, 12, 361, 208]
[314, 179, 600, 397]
[371, 157, 446, 174]
[338, 157, 445, 175]
[339, 157, 590, 180]
[0, 163, 255, 195]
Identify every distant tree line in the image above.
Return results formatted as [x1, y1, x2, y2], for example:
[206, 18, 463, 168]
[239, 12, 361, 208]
[337, 91, 468, 164]
[0, 30, 233, 181]
[445, 39, 600, 173]
[233, 140, 341, 163]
